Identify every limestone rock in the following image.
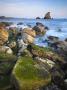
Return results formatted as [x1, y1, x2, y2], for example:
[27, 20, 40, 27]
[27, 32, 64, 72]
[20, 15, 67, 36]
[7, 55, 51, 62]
[0, 29, 9, 46]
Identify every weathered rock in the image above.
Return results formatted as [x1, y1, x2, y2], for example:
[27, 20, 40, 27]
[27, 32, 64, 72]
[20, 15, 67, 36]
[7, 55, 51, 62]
[22, 33, 35, 44]
[0, 46, 13, 54]
[27, 44, 64, 62]
[0, 29, 9, 46]
[11, 56, 51, 90]
[44, 12, 51, 19]
[21, 28, 36, 44]
[33, 23, 46, 36]
[0, 53, 17, 75]
[22, 28, 36, 37]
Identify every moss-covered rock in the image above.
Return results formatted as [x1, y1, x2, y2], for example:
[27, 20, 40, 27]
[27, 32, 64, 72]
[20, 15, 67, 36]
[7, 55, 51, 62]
[27, 44, 64, 62]
[0, 53, 17, 75]
[11, 56, 51, 90]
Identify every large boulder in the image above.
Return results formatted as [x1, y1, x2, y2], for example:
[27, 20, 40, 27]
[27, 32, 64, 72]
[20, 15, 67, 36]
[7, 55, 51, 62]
[22, 28, 36, 44]
[0, 29, 9, 46]
[33, 22, 46, 36]
[44, 12, 51, 19]
[11, 56, 51, 90]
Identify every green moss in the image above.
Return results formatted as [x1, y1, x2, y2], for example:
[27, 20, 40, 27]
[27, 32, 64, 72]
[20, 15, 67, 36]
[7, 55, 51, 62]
[31, 44, 52, 52]
[0, 53, 17, 74]
[0, 53, 17, 61]
[12, 56, 51, 90]
[29, 44, 63, 62]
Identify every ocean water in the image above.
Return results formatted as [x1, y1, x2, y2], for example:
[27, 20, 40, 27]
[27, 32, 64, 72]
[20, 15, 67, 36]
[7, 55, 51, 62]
[0, 18, 67, 47]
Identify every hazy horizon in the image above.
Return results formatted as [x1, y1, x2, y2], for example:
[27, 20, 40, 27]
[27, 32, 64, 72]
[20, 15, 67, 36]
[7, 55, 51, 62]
[0, 0, 67, 18]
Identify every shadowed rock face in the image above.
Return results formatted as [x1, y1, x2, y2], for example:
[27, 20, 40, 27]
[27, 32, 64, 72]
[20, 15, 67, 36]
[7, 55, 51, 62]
[44, 12, 51, 19]
[0, 29, 9, 46]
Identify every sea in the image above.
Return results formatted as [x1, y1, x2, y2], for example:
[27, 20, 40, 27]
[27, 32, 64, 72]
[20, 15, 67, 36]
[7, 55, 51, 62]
[0, 18, 67, 47]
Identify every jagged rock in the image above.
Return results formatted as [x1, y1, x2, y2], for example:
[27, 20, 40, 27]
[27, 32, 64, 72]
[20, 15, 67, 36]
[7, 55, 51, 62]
[11, 56, 51, 90]
[33, 23, 46, 36]
[0, 29, 9, 46]
[44, 12, 51, 19]
[0, 46, 13, 54]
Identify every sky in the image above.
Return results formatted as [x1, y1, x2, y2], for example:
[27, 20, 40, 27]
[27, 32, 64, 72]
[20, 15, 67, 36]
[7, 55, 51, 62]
[0, 0, 67, 18]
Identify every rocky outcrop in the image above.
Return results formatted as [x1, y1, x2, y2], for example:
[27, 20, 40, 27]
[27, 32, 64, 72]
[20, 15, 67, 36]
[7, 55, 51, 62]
[33, 22, 46, 36]
[44, 12, 51, 19]
[22, 28, 36, 44]
[27, 44, 64, 63]
[0, 29, 9, 46]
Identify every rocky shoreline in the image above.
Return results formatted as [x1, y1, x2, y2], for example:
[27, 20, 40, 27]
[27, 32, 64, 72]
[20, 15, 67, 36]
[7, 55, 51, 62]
[0, 22, 67, 90]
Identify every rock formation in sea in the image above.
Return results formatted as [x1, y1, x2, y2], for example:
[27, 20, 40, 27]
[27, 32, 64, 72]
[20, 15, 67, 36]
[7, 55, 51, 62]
[44, 12, 51, 19]
[36, 17, 40, 19]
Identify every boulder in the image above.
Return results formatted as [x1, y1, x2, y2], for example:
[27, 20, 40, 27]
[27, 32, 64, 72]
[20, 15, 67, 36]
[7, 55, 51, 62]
[22, 33, 35, 44]
[0, 46, 13, 54]
[0, 29, 9, 46]
[22, 28, 36, 44]
[33, 23, 46, 36]
[11, 56, 51, 90]
[0, 53, 17, 75]
[44, 12, 51, 19]
[22, 28, 36, 37]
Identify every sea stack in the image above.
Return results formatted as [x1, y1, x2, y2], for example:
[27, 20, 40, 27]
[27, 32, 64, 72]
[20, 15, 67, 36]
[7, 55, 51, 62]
[44, 12, 51, 19]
